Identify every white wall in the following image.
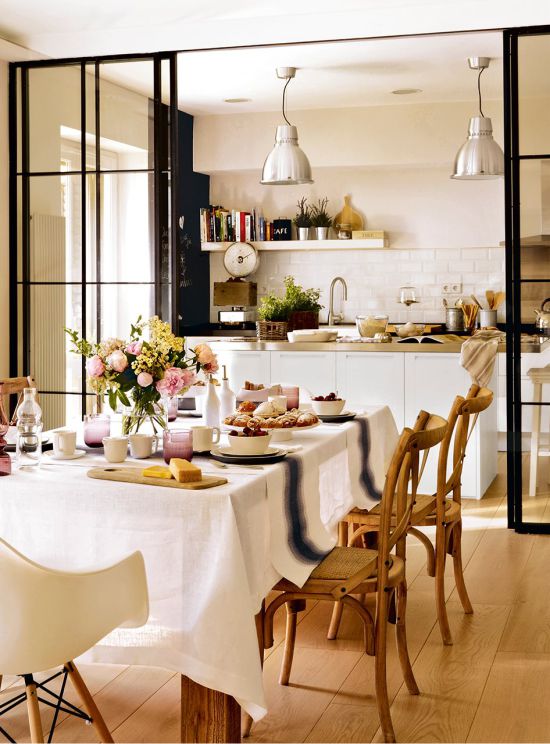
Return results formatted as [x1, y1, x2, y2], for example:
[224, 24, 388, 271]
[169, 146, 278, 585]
[0, 61, 9, 378]
[196, 99, 506, 324]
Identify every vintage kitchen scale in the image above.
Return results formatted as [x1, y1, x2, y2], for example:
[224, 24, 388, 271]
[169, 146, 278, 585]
[214, 242, 259, 327]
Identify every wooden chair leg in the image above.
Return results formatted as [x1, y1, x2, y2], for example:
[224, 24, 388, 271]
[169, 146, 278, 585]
[65, 661, 114, 743]
[25, 680, 44, 744]
[374, 592, 395, 743]
[451, 520, 473, 615]
[395, 581, 419, 695]
[279, 601, 301, 686]
[408, 526, 435, 577]
[242, 603, 265, 738]
[435, 523, 453, 646]
[327, 601, 344, 640]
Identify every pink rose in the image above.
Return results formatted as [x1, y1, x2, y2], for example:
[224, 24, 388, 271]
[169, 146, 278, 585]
[86, 355, 105, 378]
[155, 366, 193, 397]
[203, 359, 219, 374]
[194, 343, 217, 368]
[137, 372, 153, 387]
[107, 349, 128, 373]
[125, 340, 143, 355]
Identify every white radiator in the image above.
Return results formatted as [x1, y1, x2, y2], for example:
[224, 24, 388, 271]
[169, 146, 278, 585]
[30, 213, 67, 429]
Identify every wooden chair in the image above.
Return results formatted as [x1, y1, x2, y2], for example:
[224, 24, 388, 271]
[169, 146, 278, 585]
[0, 376, 36, 424]
[258, 415, 448, 743]
[333, 385, 493, 646]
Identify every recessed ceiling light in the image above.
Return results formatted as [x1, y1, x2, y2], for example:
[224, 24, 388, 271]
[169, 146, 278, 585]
[391, 88, 422, 95]
[224, 98, 251, 103]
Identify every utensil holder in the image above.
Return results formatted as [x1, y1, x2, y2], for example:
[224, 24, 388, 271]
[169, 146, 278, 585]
[479, 309, 498, 328]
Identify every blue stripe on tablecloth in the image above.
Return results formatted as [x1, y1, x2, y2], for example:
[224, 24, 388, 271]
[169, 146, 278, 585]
[355, 417, 382, 502]
[282, 456, 331, 563]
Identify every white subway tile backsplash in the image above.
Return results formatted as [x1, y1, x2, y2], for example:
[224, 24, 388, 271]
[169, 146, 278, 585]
[208, 244, 505, 323]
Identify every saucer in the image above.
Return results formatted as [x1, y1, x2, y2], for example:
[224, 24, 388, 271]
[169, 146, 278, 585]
[44, 449, 86, 461]
[317, 411, 357, 423]
[217, 446, 281, 458]
[210, 448, 287, 465]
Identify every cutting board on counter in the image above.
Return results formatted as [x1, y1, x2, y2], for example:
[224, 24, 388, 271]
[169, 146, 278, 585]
[87, 467, 227, 490]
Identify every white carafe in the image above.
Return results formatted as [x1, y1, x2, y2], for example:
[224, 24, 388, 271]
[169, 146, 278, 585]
[203, 375, 221, 428]
[219, 365, 236, 422]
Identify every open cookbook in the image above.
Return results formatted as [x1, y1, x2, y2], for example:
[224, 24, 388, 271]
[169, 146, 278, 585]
[395, 333, 464, 344]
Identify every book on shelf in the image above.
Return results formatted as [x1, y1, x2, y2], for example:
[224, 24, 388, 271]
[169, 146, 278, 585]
[200, 205, 283, 243]
[395, 334, 464, 344]
[351, 230, 386, 239]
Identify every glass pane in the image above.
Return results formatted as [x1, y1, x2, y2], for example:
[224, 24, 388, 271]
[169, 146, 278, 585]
[100, 284, 154, 340]
[519, 160, 550, 282]
[28, 65, 82, 173]
[29, 285, 82, 394]
[518, 34, 550, 157]
[85, 63, 97, 171]
[99, 60, 154, 171]
[521, 397, 550, 524]
[27, 175, 85, 282]
[97, 172, 154, 282]
[39, 392, 83, 432]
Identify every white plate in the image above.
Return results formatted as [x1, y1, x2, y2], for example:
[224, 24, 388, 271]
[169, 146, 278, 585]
[318, 410, 355, 419]
[228, 420, 320, 433]
[217, 446, 283, 458]
[44, 449, 86, 461]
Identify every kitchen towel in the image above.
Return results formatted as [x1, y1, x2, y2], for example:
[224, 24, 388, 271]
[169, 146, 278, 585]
[460, 329, 504, 386]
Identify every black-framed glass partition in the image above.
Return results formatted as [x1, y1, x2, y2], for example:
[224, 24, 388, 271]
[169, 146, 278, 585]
[9, 54, 178, 428]
[505, 26, 550, 532]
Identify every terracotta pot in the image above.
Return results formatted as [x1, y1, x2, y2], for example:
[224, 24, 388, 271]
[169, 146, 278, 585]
[288, 311, 319, 332]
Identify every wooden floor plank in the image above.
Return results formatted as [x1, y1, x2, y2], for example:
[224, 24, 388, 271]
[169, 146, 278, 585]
[112, 675, 181, 743]
[467, 652, 550, 743]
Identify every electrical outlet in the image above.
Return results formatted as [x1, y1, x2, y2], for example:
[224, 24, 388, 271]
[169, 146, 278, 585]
[442, 282, 462, 295]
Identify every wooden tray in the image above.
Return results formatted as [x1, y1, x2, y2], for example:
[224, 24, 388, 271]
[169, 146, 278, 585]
[87, 467, 227, 490]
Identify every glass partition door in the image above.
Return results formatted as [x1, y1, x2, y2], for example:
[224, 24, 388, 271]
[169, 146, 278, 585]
[10, 54, 178, 429]
[505, 26, 550, 532]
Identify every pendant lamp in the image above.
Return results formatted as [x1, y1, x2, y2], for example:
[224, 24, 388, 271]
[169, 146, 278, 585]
[261, 67, 313, 185]
[451, 57, 504, 180]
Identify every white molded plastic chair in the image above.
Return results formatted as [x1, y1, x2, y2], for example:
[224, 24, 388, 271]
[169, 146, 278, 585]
[0, 539, 149, 743]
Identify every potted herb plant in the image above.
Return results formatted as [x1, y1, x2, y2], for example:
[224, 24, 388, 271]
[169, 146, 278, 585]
[310, 197, 332, 240]
[284, 275, 323, 331]
[293, 197, 312, 240]
[256, 293, 290, 340]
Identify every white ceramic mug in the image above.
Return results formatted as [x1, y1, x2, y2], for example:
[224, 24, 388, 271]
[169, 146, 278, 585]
[129, 433, 158, 459]
[102, 436, 128, 463]
[52, 429, 77, 458]
[191, 425, 220, 453]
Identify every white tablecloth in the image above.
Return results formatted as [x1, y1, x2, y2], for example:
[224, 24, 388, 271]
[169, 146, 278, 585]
[0, 406, 398, 720]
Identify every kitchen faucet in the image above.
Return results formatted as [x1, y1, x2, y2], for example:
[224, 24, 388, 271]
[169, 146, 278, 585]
[328, 277, 348, 325]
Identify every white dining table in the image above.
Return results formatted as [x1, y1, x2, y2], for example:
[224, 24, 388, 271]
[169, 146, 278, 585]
[0, 405, 398, 742]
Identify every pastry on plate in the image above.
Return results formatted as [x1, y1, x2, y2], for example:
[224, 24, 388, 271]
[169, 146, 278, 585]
[224, 414, 237, 425]
[233, 414, 251, 427]
[254, 400, 278, 417]
[296, 412, 319, 427]
[238, 400, 257, 413]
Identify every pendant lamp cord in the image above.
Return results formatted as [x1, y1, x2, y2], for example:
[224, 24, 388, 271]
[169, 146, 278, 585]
[282, 76, 292, 126]
[477, 67, 485, 118]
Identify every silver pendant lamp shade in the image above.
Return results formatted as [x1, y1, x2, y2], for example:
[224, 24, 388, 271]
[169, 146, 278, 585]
[451, 58, 504, 180]
[261, 67, 313, 185]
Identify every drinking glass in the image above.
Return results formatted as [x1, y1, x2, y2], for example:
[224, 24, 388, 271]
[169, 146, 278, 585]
[83, 413, 111, 448]
[166, 396, 179, 422]
[282, 386, 300, 410]
[163, 429, 193, 464]
[398, 286, 419, 307]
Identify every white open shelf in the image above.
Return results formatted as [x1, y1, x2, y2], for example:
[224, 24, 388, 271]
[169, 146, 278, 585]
[201, 240, 390, 252]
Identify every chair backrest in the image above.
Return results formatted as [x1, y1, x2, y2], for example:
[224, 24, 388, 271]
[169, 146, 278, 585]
[0, 376, 36, 424]
[0, 539, 149, 675]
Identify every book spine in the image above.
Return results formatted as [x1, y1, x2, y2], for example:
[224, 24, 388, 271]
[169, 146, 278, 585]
[351, 230, 386, 239]
[235, 211, 241, 242]
[245, 213, 251, 241]
[240, 212, 246, 242]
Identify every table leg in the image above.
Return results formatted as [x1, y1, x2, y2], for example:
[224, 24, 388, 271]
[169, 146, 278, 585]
[181, 676, 241, 743]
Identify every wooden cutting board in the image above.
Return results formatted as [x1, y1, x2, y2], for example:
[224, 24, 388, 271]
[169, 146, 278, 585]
[87, 467, 227, 490]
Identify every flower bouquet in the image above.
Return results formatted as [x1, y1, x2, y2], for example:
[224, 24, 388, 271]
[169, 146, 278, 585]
[66, 316, 218, 434]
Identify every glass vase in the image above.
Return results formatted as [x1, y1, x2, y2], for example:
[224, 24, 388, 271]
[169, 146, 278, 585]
[122, 399, 168, 436]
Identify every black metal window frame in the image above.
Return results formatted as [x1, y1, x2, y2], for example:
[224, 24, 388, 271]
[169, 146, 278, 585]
[504, 24, 550, 533]
[9, 52, 179, 417]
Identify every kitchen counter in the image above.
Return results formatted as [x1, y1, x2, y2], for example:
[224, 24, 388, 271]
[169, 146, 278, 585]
[186, 335, 549, 353]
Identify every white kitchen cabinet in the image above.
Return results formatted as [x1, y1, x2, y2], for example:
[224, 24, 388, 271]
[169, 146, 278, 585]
[214, 350, 271, 389]
[270, 351, 336, 397]
[335, 352, 405, 430]
[404, 353, 497, 499]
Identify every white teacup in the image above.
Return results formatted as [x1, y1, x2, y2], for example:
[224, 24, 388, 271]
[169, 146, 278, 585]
[129, 433, 158, 459]
[191, 425, 220, 453]
[52, 429, 77, 458]
[102, 436, 128, 463]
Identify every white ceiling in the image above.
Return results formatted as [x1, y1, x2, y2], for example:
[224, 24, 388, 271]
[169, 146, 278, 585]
[0, 0, 547, 60]
[98, 32, 504, 115]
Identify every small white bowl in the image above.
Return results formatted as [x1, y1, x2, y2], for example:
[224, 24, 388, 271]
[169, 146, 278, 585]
[311, 399, 346, 416]
[227, 430, 273, 455]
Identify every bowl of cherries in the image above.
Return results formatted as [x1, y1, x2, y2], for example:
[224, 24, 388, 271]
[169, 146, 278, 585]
[227, 426, 273, 455]
[311, 393, 346, 416]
